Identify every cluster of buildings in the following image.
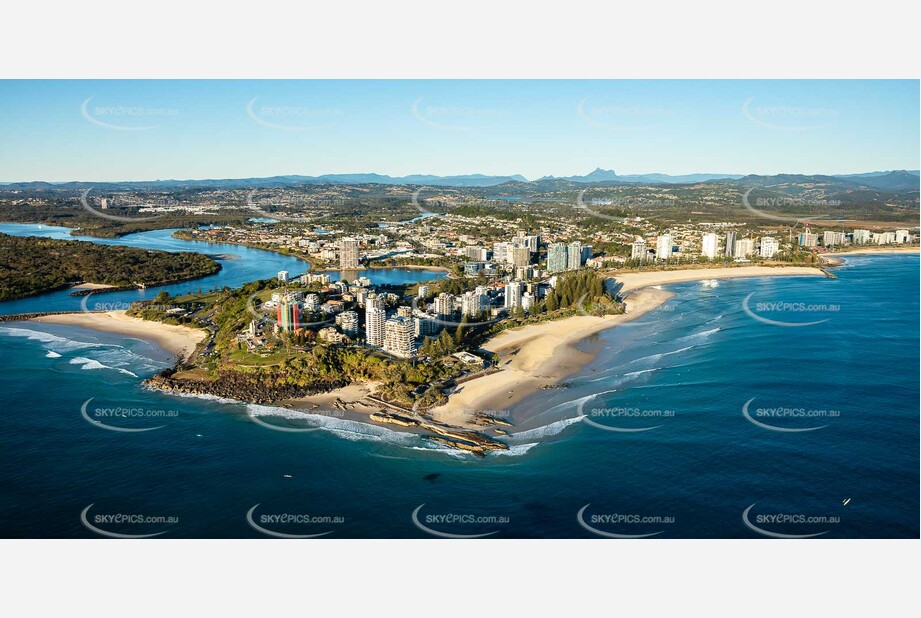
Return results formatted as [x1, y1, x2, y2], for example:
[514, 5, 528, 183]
[243, 253, 567, 359]
[458, 232, 593, 281]
[629, 226, 915, 263]
[630, 231, 782, 261]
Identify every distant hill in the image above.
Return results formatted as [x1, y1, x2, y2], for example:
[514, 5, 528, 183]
[733, 171, 920, 193]
[1, 169, 915, 191]
[830, 170, 919, 192]
[0, 172, 529, 191]
[539, 167, 743, 184]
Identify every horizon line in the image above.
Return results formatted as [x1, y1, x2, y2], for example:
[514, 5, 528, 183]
[3, 168, 920, 186]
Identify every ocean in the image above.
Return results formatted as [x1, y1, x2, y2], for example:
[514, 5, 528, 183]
[0, 223, 917, 538]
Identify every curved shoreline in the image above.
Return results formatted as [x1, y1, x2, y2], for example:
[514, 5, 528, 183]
[430, 265, 827, 428]
[20, 266, 832, 439]
[819, 246, 918, 257]
[30, 311, 206, 361]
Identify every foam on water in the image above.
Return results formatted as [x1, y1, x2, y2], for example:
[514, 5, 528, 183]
[69, 356, 138, 377]
[673, 327, 721, 343]
[508, 415, 586, 442]
[45, 351, 62, 358]
[247, 403, 423, 447]
[0, 326, 109, 350]
[490, 442, 540, 457]
[536, 389, 615, 416]
[158, 391, 241, 405]
[584, 366, 660, 384]
[626, 345, 695, 366]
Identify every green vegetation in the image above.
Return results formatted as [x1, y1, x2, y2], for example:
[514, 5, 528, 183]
[133, 269, 621, 408]
[0, 201, 252, 237]
[0, 233, 220, 301]
[132, 279, 459, 407]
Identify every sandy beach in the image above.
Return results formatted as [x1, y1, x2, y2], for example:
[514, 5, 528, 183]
[821, 246, 919, 257]
[32, 311, 206, 361]
[432, 265, 827, 427]
[285, 382, 381, 416]
[429, 286, 674, 427]
[69, 282, 118, 291]
[612, 265, 825, 294]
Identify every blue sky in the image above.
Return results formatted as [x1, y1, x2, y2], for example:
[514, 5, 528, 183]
[0, 80, 917, 182]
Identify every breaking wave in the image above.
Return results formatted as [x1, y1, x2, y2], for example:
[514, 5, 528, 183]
[508, 415, 586, 442]
[69, 356, 138, 377]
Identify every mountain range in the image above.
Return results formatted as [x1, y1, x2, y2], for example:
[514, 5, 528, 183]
[1, 169, 917, 191]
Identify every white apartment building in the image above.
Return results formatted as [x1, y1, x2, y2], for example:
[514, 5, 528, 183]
[823, 231, 846, 246]
[303, 294, 320, 312]
[493, 242, 513, 264]
[701, 233, 719, 259]
[277, 270, 289, 282]
[365, 307, 386, 347]
[873, 231, 896, 245]
[335, 311, 359, 336]
[521, 292, 534, 312]
[631, 238, 647, 261]
[464, 246, 488, 261]
[434, 292, 455, 319]
[760, 236, 779, 258]
[461, 291, 486, 317]
[365, 292, 385, 313]
[504, 280, 523, 309]
[734, 238, 755, 258]
[567, 241, 584, 270]
[384, 316, 415, 358]
[852, 229, 871, 244]
[799, 232, 818, 248]
[300, 273, 331, 286]
[339, 238, 360, 269]
[656, 234, 673, 260]
[517, 234, 540, 253]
